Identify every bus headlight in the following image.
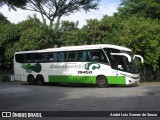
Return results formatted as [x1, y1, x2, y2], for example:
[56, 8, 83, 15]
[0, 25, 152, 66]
[120, 73, 139, 79]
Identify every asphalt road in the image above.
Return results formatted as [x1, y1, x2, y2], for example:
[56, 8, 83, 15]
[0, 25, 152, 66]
[0, 82, 160, 120]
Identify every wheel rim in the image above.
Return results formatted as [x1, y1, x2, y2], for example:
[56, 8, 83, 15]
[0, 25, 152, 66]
[100, 79, 106, 85]
[28, 76, 34, 84]
[37, 76, 44, 85]
[38, 80, 42, 85]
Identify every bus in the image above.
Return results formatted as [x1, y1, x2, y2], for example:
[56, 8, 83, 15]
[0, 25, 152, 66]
[14, 44, 143, 87]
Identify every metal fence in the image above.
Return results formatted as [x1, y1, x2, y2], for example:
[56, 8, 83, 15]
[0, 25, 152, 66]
[0, 71, 21, 88]
[140, 67, 160, 82]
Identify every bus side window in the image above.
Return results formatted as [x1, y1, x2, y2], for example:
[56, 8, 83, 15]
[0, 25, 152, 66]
[25, 54, 33, 63]
[59, 52, 65, 62]
[88, 51, 93, 61]
[82, 51, 88, 61]
[73, 51, 82, 62]
[87, 50, 108, 63]
[53, 53, 58, 62]
[104, 48, 121, 68]
[78, 52, 82, 61]
[46, 53, 54, 62]
[34, 53, 44, 63]
[15, 54, 25, 63]
[100, 53, 104, 62]
[65, 51, 82, 62]
[87, 50, 100, 62]
[74, 52, 78, 61]
[67, 52, 75, 62]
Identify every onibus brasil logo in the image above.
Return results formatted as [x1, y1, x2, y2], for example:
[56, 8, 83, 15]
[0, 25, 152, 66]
[21, 63, 42, 73]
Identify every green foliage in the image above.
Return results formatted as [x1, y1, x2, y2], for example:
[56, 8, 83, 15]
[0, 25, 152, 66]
[0, 23, 19, 47]
[0, 13, 9, 23]
[7, 16, 59, 57]
[77, 17, 120, 45]
[0, 16, 60, 70]
[57, 20, 79, 46]
[0, 0, 27, 10]
[118, 0, 160, 19]
[0, 0, 160, 71]
[116, 16, 160, 70]
[44, 15, 160, 70]
[0, 23, 19, 69]
[0, 14, 20, 70]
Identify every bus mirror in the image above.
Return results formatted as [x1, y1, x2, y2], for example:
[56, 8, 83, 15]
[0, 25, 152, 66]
[110, 53, 132, 62]
[133, 55, 144, 63]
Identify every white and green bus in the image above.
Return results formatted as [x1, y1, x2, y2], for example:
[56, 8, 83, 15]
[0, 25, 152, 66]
[14, 44, 143, 87]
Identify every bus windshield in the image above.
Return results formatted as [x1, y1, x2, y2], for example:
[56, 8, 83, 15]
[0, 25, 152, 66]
[104, 48, 139, 74]
[123, 51, 140, 74]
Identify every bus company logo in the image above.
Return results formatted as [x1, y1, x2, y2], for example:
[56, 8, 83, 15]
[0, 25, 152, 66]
[21, 63, 42, 73]
[85, 62, 100, 70]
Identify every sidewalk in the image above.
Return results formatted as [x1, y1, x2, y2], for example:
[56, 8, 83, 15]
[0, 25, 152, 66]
[140, 82, 160, 84]
[0, 74, 21, 89]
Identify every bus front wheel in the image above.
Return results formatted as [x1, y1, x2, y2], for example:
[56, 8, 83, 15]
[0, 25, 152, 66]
[96, 76, 108, 88]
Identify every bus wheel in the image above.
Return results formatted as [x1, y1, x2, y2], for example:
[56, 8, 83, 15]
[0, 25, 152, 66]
[36, 75, 45, 85]
[27, 75, 36, 85]
[96, 76, 108, 88]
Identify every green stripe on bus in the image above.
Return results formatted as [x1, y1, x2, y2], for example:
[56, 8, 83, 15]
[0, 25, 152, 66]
[107, 76, 126, 84]
[48, 75, 126, 85]
[49, 75, 96, 84]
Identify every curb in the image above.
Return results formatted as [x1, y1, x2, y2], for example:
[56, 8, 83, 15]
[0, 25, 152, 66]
[140, 82, 160, 84]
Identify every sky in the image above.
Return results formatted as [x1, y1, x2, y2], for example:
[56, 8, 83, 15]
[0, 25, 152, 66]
[0, 0, 121, 28]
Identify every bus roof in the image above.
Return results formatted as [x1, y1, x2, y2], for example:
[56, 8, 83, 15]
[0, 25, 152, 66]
[15, 44, 132, 54]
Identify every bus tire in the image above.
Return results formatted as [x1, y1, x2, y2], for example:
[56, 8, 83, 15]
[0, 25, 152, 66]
[36, 75, 45, 85]
[27, 75, 36, 85]
[96, 76, 108, 88]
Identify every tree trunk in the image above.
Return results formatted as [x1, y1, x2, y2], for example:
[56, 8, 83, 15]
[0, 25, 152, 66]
[54, 16, 62, 28]
[40, 12, 46, 24]
[49, 19, 54, 27]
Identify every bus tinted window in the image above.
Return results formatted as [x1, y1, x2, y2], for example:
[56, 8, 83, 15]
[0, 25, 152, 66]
[67, 52, 75, 62]
[82, 51, 88, 61]
[15, 54, 25, 63]
[25, 54, 33, 63]
[59, 52, 66, 62]
[87, 50, 107, 63]
[77, 50, 108, 63]
[15, 50, 107, 63]
[65, 51, 82, 62]
[53, 53, 58, 62]
[17, 53, 46, 63]
[104, 48, 122, 69]
[74, 52, 82, 61]
[33, 53, 44, 62]
[46, 53, 54, 62]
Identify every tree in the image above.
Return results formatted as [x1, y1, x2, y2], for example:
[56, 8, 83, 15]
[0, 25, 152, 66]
[0, 0, 27, 10]
[117, 0, 160, 19]
[116, 16, 160, 70]
[71, 15, 160, 70]
[0, 14, 20, 70]
[0, 13, 9, 23]
[58, 20, 79, 45]
[22, 0, 100, 26]
[76, 16, 121, 45]
[5, 16, 60, 63]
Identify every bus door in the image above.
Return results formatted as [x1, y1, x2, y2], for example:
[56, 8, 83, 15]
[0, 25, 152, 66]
[110, 53, 131, 84]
